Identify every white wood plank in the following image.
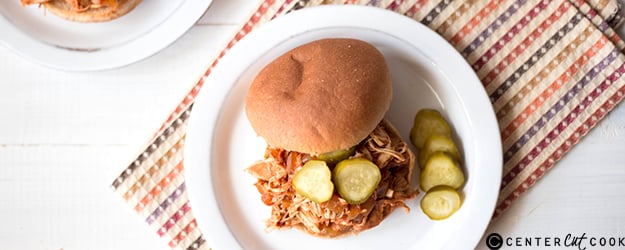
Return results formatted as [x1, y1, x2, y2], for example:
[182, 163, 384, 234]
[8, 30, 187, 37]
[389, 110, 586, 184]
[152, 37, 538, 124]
[0, 24, 238, 147]
[0, 145, 168, 250]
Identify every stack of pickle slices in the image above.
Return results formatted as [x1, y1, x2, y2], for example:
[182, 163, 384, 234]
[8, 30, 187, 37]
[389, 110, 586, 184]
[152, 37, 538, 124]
[411, 109, 465, 220]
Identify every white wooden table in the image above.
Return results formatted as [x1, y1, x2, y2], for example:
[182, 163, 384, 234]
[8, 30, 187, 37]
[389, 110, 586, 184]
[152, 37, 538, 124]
[0, 1, 623, 249]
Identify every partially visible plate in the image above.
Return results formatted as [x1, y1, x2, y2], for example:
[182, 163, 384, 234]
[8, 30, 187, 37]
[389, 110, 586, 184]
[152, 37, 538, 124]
[0, 0, 213, 71]
[185, 5, 502, 250]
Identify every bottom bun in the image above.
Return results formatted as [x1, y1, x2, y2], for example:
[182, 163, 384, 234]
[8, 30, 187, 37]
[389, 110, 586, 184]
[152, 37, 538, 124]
[43, 0, 142, 22]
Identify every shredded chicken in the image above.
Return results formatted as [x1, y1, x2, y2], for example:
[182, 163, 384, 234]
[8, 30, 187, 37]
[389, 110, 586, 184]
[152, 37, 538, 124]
[21, 0, 48, 4]
[246, 119, 418, 237]
[21, 0, 118, 12]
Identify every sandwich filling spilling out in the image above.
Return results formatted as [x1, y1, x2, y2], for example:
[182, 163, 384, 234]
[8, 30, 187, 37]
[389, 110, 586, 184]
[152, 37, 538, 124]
[246, 119, 418, 237]
[21, 0, 118, 11]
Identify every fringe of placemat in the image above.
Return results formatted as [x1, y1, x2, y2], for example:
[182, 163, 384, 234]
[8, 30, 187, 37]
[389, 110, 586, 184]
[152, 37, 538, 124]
[587, 0, 625, 27]
[571, 0, 625, 50]
[111, 0, 625, 249]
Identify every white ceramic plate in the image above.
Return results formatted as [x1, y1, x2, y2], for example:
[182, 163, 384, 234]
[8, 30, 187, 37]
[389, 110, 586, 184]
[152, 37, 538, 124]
[0, 0, 213, 71]
[185, 5, 502, 250]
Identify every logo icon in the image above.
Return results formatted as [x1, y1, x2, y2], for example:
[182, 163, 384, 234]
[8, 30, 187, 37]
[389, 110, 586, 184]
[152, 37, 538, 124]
[486, 233, 503, 250]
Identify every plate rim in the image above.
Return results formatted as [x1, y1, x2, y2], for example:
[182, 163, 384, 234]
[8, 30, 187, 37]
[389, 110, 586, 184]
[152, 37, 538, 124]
[0, 0, 214, 71]
[185, 5, 502, 250]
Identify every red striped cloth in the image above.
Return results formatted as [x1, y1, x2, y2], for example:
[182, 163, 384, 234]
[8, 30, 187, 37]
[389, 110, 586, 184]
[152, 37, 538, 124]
[111, 0, 625, 249]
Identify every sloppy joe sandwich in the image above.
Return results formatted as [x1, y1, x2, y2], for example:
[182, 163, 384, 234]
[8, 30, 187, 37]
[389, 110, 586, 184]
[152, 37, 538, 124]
[21, 0, 142, 22]
[245, 38, 418, 237]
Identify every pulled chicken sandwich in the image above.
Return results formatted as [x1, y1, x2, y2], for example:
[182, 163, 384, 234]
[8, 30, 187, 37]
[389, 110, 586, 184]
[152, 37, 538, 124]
[245, 38, 418, 237]
[20, 0, 142, 22]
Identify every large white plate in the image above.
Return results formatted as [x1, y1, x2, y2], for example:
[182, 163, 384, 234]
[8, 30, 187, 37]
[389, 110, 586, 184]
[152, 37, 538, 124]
[185, 5, 502, 250]
[0, 0, 213, 71]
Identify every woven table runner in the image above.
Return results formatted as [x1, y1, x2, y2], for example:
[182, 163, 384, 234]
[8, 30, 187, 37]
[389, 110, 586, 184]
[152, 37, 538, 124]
[111, 0, 625, 249]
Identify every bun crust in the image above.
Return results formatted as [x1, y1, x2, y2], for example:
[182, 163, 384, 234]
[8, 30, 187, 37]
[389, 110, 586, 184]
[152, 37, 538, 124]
[245, 38, 392, 154]
[43, 0, 142, 22]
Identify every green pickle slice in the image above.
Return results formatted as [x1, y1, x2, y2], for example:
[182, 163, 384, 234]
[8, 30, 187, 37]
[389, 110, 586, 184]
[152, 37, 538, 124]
[332, 158, 381, 204]
[418, 133, 461, 168]
[410, 109, 452, 149]
[315, 147, 356, 165]
[419, 152, 465, 192]
[293, 160, 334, 203]
[420, 186, 462, 220]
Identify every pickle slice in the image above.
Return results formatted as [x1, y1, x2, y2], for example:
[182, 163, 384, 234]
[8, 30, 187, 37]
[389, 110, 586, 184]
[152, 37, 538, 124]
[293, 160, 334, 203]
[418, 133, 461, 168]
[419, 152, 465, 192]
[410, 109, 452, 149]
[420, 186, 462, 220]
[315, 146, 356, 165]
[332, 158, 381, 204]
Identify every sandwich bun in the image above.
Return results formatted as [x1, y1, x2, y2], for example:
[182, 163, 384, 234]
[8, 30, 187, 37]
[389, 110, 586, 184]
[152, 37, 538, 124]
[245, 38, 392, 154]
[42, 0, 142, 22]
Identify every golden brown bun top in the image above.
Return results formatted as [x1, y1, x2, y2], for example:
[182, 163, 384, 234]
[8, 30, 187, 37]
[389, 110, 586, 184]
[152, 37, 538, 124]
[43, 0, 142, 22]
[245, 38, 392, 154]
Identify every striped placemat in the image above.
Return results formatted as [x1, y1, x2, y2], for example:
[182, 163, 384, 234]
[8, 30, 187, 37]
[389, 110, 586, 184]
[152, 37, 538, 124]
[111, 0, 625, 249]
